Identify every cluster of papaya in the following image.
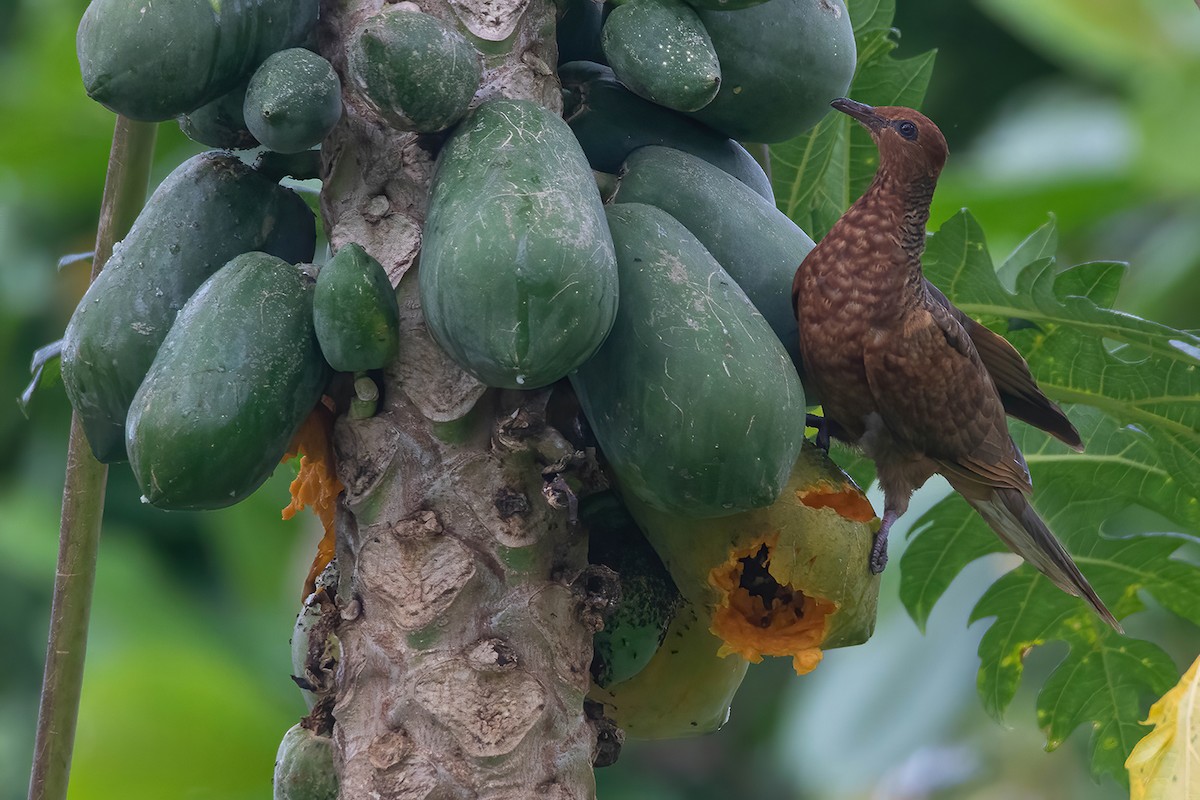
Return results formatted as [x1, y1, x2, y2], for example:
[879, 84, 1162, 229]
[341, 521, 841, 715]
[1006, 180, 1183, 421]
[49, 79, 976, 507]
[533, 0, 881, 739]
[64, 0, 882, 776]
[60, 146, 399, 511]
[66, 1, 406, 513]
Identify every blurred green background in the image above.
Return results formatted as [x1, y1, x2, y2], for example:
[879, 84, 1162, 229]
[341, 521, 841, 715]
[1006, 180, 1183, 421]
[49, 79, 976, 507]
[1, 0, 1196, 797]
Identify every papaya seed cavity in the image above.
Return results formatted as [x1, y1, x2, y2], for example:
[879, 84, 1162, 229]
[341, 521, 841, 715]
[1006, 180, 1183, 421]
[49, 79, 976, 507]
[707, 535, 836, 675]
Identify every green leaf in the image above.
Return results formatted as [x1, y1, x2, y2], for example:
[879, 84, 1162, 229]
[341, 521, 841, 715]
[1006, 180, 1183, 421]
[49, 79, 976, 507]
[771, 0, 936, 240]
[900, 495, 1005, 634]
[972, 569, 1180, 783]
[1036, 638, 1177, 781]
[996, 218, 1057, 291]
[899, 212, 1200, 785]
[975, 0, 1188, 84]
[924, 211, 1200, 365]
[848, 0, 893, 35]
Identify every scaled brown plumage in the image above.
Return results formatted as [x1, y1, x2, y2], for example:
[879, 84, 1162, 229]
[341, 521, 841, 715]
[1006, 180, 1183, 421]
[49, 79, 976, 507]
[792, 98, 1120, 631]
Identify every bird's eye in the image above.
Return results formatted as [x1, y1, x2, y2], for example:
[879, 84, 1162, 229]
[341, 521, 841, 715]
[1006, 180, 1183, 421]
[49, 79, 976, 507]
[896, 120, 918, 140]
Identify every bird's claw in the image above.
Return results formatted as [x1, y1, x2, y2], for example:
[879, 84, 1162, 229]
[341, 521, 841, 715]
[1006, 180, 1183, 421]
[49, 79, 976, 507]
[805, 413, 831, 453]
[869, 510, 896, 574]
[869, 533, 889, 574]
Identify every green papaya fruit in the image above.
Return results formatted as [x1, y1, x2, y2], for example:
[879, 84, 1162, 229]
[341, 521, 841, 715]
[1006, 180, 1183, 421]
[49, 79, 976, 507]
[273, 723, 338, 800]
[570, 203, 805, 518]
[421, 98, 618, 389]
[347, 9, 481, 133]
[590, 448, 879, 738]
[681, 0, 771, 10]
[689, 0, 855, 142]
[291, 577, 340, 712]
[556, 0, 607, 65]
[244, 48, 342, 154]
[313, 243, 400, 372]
[559, 61, 772, 201]
[613, 145, 813, 369]
[601, 0, 721, 112]
[126, 253, 330, 510]
[62, 152, 316, 463]
[178, 80, 258, 150]
[77, 0, 320, 120]
[589, 598, 747, 739]
[583, 492, 682, 688]
[616, 444, 880, 671]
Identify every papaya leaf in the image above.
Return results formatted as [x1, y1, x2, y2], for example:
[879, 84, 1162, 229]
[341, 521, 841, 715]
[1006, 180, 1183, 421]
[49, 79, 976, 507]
[996, 217, 1057, 290]
[924, 211, 1200, 504]
[924, 211, 1200, 365]
[899, 212, 1200, 786]
[1034, 629, 1177, 781]
[848, 0, 894, 36]
[771, 0, 935, 240]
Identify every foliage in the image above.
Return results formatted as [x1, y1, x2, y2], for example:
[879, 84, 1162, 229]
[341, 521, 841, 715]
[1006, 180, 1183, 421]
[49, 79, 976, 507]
[907, 213, 1200, 783]
[773, 0, 1200, 787]
[934, 0, 1200, 327]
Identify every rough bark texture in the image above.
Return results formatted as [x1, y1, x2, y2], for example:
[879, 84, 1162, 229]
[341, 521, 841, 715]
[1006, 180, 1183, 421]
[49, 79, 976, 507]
[314, 0, 602, 797]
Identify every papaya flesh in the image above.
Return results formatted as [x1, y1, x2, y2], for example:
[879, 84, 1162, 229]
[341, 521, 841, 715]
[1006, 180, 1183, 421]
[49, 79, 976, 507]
[619, 443, 881, 674]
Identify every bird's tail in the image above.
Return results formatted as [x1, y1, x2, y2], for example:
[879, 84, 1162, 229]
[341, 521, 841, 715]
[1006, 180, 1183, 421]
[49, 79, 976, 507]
[963, 487, 1122, 632]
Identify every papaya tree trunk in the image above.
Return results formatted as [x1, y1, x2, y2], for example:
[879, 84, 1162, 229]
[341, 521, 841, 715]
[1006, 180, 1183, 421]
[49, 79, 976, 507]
[315, 1, 603, 796]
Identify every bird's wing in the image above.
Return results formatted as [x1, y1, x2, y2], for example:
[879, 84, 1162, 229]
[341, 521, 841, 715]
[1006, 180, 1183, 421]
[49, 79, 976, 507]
[862, 300, 1033, 495]
[923, 280, 1083, 450]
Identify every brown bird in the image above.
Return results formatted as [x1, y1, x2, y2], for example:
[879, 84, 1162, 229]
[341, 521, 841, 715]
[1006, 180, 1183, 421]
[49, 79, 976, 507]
[792, 98, 1120, 631]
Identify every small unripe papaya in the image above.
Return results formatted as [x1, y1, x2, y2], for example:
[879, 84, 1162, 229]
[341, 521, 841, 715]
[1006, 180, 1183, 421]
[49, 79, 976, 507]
[583, 492, 682, 688]
[273, 724, 337, 800]
[601, 0, 721, 112]
[313, 244, 400, 372]
[179, 80, 258, 150]
[244, 49, 343, 154]
[347, 9, 481, 133]
[689, 0, 856, 142]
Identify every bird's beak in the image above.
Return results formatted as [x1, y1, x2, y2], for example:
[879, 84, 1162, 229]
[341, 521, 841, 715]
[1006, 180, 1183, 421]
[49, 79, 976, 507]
[831, 98, 885, 131]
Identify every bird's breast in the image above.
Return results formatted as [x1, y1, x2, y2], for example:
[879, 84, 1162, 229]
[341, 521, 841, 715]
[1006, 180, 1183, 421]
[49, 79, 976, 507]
[794, 220, 920, 442]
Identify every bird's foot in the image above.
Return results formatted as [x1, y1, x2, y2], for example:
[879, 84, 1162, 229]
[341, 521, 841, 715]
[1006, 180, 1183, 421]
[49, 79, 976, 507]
[805, 413, 831, 453]
[869, 532, 889, 574]
[868, 510, 899, 575]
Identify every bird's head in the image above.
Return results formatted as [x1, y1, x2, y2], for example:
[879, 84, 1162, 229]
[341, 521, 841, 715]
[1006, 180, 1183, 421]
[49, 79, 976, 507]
[831, 98, 948, 181]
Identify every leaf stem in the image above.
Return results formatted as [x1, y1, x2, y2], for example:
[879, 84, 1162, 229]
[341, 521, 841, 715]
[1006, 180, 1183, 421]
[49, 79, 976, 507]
[27, 116, 156, 800]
